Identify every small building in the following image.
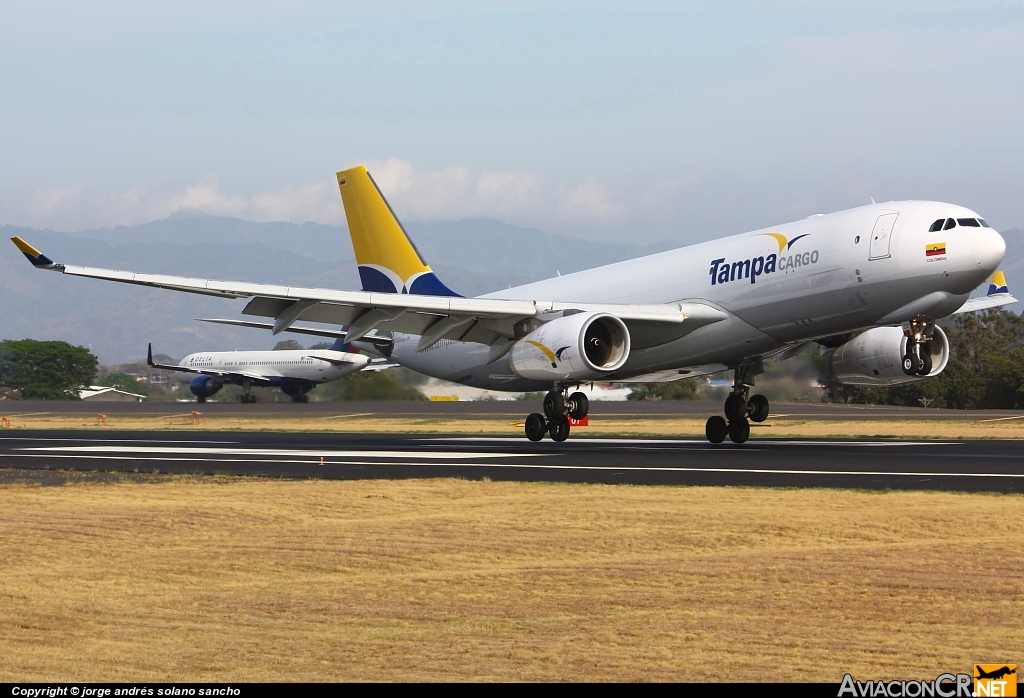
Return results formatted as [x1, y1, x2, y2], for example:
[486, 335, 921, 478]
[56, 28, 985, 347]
[78, 386, 146, 403]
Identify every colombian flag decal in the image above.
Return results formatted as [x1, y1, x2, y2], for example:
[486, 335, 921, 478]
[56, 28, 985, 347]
[925, 242, 946, 257]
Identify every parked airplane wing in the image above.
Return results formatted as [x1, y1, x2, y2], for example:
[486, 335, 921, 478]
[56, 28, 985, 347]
[146, 343, 264, 381]
[12, 236, 728, 346]
[953, 271, 1017, 314]
[360, 359, 399, 372]
[304, 353, 363, 367]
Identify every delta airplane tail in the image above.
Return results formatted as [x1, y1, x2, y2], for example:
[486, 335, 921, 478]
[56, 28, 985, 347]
[335, 165, 460, 297]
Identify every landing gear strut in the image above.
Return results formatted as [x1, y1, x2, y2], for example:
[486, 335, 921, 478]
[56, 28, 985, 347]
[901, 318, 934, 377]
[239, 379, 258, 403]
[524, 384, 589, 442]
[281, 385, 311, 403]
[705, 361, 769, 444]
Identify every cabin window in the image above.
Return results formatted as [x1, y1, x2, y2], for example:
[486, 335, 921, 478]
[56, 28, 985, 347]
[943, 218, 957, 230]
[929, 219, 944, 232]
[979, 219, 990, 228]
[957, 218, 980, 227]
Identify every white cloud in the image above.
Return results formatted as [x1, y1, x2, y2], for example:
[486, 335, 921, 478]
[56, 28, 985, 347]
[6, 178, 344, 231]
[5, 159, 634, 233]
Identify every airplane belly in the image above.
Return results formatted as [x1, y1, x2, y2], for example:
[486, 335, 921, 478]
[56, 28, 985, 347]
[611, 315, 784, 377]
[392, 334, 557, 391]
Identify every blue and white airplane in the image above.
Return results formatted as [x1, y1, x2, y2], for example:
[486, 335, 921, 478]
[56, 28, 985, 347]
[147, 339, 371, 403]
[11, 165, 1015, 442]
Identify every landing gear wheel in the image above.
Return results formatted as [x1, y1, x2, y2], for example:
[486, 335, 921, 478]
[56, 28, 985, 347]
[706, 415, 728, 444]
[748, 394, 769, 423]
[917, 352, 932, 376]
[568, 391, 589, 420]
[724, 393, 746, 423]
[292, 393, 308, 403]
[196, 396, 206, 404]
[543, 391, 565, 419]
[728, 418, 750, 444]
[902, 353, 920, 376]
[549, 416, 571, 442]
[525, 413, 547, 442]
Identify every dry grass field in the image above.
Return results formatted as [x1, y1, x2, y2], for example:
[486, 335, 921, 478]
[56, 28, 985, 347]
[4, 411, 1024, 439]
[1, 477, 1022, 682]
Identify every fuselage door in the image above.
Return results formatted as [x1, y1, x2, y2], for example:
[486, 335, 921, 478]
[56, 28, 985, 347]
[869, 213, 899, 260]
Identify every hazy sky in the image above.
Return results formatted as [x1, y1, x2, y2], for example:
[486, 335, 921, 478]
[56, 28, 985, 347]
[2, 1, 1022, 244]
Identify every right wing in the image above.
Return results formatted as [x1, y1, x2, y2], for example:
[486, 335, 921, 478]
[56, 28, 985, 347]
[954, 271, 1018, 314]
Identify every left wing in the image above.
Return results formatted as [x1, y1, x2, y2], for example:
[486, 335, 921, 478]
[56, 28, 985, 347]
[146, 343, 264, 381]
[304, 351, 366, 367]
[11, 236, 728, 351]
[954, 271, 1017, 314]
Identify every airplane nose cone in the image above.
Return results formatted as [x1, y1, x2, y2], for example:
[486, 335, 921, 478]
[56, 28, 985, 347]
[972, 228, 1006, 272]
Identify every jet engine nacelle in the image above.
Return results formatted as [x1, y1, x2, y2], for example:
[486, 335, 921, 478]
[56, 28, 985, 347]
[510, 311, 630, 382]
[827, 326, 949, 386]
[189, 375, 223, 398]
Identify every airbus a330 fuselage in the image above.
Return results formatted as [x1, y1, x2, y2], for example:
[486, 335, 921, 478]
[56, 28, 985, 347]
[390, 201, 1005, 391]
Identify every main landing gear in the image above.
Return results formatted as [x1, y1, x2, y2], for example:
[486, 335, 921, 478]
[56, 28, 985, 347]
[901, 318, 934, 377]
[239, 379, 258, 403]
[524, 385, 589, 442]
[281, 385, 311, 403]
[705, 363, 769, 444]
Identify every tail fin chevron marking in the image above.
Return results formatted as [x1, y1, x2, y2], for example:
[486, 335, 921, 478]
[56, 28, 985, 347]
[336, 166, 460, 297]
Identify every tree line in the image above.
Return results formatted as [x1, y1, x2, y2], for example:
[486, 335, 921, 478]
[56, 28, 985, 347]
[0, 339, 97, 400]
[4, 310, 1024, 406]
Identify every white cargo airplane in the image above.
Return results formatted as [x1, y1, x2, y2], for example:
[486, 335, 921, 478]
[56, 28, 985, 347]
[146, 339, 371, 403]
[11, 165, 1015, 442]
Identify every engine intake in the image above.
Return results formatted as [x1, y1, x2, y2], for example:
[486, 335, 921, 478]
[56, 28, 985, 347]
[189, 375, 223, 398]
[510, 311, 630, 381]
[827, 326, 949, 386]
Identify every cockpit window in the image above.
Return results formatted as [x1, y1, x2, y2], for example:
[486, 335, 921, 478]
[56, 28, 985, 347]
[979, 219, 990, 228]
[929, 219, 944, 232]
[943, 218, 956, 230]
[957, 218, 981, 227]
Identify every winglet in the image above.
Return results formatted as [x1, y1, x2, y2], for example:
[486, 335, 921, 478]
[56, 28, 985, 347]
[147, 343, 154, 367]
[10, 237, 59, 269]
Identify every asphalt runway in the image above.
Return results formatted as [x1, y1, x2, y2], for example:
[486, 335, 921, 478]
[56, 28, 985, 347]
[2, 430, 1024, 492]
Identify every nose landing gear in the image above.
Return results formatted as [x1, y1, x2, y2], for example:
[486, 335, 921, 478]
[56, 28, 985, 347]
[901, 318, 935, 377]
[705, 361, 769, 444]
[524, 385, 590, 442]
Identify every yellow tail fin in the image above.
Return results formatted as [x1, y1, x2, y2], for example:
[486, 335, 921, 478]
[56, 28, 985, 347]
[336, 165, 458, 296]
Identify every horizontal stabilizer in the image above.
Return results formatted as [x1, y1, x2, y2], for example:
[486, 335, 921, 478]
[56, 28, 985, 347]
[197, 318, 394, 348]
